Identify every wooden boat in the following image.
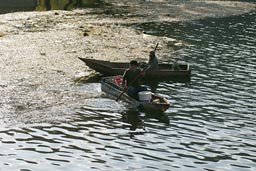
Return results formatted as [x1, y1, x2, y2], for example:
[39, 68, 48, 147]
[79, 58, 191, 80]
[101, 75, 170, 113]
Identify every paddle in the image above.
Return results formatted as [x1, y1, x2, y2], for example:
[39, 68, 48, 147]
[153, 43, 159, 52]
[115, 43, 159, 101]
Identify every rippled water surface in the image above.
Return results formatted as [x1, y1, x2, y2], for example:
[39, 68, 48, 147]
[1, 12, 256, 171]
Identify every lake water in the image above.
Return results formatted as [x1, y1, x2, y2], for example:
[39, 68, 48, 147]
[1, 8, 256, 171]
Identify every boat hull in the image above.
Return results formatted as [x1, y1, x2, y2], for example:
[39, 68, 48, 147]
[79, 58, 190, 81]
[101, 76, 170, 113]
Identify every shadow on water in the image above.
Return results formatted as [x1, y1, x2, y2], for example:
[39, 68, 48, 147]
[143, 78, 191, 93]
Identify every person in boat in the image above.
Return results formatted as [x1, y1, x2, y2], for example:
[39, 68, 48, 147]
[148, 51, 158, 70]
[122, 60, 147, 99]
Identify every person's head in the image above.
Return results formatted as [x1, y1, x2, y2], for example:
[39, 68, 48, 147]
[149, 51, 155, 58]
[129, 60, 139, 69]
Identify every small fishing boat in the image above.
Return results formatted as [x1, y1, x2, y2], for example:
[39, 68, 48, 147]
[101, 75, 170, 113]
[79, 58, 190, 81]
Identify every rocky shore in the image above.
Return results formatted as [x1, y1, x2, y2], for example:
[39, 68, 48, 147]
[0, 0, 255, 127]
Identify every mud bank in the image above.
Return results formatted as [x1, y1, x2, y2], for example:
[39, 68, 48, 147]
[0, 0, 255, 128]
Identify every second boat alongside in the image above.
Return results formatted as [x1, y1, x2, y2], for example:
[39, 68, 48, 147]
[79, 58, 190, 81]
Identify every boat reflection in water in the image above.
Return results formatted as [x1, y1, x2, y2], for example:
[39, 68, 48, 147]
[122, 109, 170, 133]
[121, 110, 144, 132]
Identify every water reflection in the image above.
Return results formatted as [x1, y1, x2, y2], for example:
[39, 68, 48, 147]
[121, 109, 170, 133]
[36, 0, 102, 11]
[0, 0, 36, 14]
[121, 110, 144, 131]
[0, 0, 102, 14]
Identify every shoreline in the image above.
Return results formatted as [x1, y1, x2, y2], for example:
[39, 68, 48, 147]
[0, 1, 255, 127]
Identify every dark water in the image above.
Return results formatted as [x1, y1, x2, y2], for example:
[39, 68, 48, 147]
[0, 0, 102, 14]
[1, 10, 256, 171]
